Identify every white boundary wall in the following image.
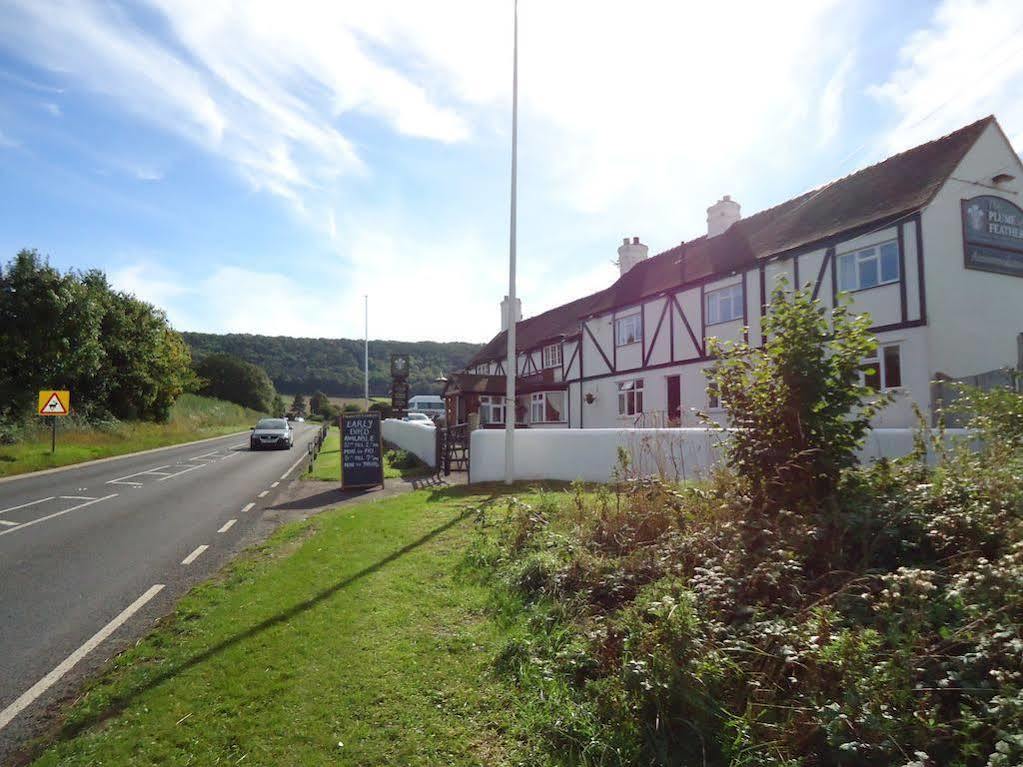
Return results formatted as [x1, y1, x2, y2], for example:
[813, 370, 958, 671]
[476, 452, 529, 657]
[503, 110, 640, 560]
[469, 427, 972, 484]
[382, 419, 436, 468]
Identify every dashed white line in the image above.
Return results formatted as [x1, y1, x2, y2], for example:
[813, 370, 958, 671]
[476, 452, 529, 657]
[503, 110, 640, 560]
[0, 583, 164, 733]
[280, 452, 307, 480]
[156, 463, 205, 481]
[0, 497, 55, 516]
[181, 545, 209, 565]
[231, 443, 247, 449]
[0, 519, 19, 527]
[217, 519, 237, 533]
[0, 494, 118, 539]
[241, 502, 255, 513]
[270, 481, 279, 488]
[58, 495, 97, 501]
[257, 490, 269, 498]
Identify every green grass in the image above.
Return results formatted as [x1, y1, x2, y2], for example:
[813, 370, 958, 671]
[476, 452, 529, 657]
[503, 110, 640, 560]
[28, 487, 540, 766]
[306, 426, 433, 481]
[0, 394, 265, 478]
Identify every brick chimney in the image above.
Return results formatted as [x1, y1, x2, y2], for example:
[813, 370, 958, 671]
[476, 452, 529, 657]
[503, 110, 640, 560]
[617, 236, 648, 277]
[707, 195, 741, 237]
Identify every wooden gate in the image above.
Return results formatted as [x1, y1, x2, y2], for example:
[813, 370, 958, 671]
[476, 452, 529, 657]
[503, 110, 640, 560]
[438, 424, 469, 475]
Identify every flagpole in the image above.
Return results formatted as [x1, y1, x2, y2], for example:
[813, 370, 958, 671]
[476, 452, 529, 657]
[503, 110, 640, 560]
[364, 294, 369, 411]
[504, 0, 518, 486]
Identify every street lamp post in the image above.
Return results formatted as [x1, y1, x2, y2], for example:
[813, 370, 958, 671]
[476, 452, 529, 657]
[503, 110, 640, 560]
[504, 0, 519, 486]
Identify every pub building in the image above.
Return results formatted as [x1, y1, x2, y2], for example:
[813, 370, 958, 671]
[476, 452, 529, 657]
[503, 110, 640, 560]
[443, 116, 1023, 430]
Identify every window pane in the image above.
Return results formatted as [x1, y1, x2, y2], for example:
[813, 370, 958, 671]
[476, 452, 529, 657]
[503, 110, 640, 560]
[883, 346, 901, 388]
[861, 362, 881, 391]
[706, 296, 718, 324]
[635, 390, 643, 414]
[880, 242, 900, 283]
[545, 392, 565, 421]
[838, 253, 856, 292]
[858, 251, 879, 288]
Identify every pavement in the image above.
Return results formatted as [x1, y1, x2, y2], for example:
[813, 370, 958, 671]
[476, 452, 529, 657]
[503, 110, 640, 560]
[0, 424, 325, 763]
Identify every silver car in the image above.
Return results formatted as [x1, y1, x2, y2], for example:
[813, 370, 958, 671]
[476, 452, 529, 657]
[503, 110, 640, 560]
[250, 418, 294, 450]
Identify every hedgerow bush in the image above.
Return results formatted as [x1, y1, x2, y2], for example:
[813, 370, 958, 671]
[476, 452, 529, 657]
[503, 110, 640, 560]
[467, 288, 1023, 766]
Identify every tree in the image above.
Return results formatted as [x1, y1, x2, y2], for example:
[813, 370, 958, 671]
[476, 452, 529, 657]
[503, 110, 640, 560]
[705, 281, 889, 508]
[272, 393, 286, 418]
[290, 393, 307, 417]
[195, 353, 276, 413]
[342, 403, 360, 413]
[309, 390, 329, 415]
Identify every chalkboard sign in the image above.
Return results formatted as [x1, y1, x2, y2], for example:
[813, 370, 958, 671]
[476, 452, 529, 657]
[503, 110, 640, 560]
[340, 412, 384, 490]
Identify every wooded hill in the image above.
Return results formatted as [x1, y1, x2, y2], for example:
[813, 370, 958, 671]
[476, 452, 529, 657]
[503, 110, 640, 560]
[182, 332, 481, 397]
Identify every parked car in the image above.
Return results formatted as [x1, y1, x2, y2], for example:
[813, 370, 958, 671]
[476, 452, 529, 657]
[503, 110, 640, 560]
[250, 417, 294, 450]
[403, 412, 433, 425]
[295, 416, 304, 422]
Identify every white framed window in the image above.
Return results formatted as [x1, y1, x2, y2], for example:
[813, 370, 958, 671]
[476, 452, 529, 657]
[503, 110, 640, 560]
[705, 284, 744, 325]
[837, 240, 900, 292]
[615, 313, 641, 346]
[479, 395, 505, 424]
[527, 391, 566, 422]
[542, 343, 562, 369]
[860, 344, 903, 390]
[707, 382, 723, 410]
[617, 379, 644, 416]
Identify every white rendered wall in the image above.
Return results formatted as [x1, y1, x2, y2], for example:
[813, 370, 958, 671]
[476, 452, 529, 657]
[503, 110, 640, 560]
[382, 419, 436, 468]
[470, 427, 971, 484]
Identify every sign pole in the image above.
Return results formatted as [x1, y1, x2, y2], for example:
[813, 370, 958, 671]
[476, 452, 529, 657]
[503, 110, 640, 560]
[504, 0, 518, 486]
[51, 416, 56, 454]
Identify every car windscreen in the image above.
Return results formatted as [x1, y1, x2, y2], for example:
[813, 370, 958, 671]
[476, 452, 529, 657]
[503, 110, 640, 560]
[256, 419, 287, 429]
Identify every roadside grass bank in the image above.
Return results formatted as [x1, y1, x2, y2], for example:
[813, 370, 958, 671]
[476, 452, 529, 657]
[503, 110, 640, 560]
[305, 425, 433, 481]
[0, 394, 265, 478]
[26, 487, 542, 766]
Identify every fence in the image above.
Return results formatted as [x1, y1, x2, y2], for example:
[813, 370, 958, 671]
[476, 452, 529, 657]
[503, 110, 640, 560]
[381, 418, 437, 468]
[468, 426, 972, 484]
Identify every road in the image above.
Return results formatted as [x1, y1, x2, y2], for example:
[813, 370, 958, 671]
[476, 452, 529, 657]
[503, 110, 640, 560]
[0, 423, 319, 760]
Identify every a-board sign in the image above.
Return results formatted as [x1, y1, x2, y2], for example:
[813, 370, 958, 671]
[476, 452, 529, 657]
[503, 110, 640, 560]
[340, 411, 384, 490]
[38, 390, 70, 416]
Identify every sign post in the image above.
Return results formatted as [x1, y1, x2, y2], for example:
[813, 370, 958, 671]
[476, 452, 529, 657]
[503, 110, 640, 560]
[38, 390, 70, 454]
[390, 353, 410, 418]
[340, 411, 384, 491]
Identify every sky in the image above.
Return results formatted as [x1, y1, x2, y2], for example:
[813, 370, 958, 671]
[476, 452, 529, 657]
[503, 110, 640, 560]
[1, 0, 1023, 343]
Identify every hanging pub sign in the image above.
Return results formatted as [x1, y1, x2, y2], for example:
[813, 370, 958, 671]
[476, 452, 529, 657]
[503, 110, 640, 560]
[962, 195, 1023, 278]
[340, 411, 384, 490]
[391, 380, 410, 414]
[391, 353, 410, 380]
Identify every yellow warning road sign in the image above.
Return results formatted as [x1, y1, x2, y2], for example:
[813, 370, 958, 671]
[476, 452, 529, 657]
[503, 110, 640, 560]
[38, 390, 70, 416]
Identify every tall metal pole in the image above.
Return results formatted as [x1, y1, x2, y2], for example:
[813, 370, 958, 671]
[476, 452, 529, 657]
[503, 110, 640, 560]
[504, 0, 518, 485]
[364, 294, 369, 411]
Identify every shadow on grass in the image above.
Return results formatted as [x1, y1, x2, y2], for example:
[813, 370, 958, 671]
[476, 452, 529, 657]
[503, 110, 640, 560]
[46, 508, 475, 749]
[270, 486, 375, 511]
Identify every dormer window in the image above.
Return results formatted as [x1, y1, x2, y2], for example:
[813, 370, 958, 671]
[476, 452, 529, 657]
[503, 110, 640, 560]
[542, 343, 562, 369]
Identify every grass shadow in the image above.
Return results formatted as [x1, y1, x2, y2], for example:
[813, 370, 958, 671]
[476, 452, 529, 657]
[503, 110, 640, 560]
[44, 508, 474, 750]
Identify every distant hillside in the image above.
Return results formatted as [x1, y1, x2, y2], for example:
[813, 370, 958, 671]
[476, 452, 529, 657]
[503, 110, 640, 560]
[182, 332, 481, 397]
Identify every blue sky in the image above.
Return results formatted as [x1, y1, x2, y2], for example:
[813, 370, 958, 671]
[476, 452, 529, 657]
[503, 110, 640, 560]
[1, 0, 1022, 342]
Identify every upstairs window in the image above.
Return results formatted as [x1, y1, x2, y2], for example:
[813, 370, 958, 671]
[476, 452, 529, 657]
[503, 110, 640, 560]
[837, 240, 900, 292]
[542, 343, 562, 369]
[617, 379, 644, 416]
[615, 313, 641, 346]
[705, 284, 744, 325]
[860, 344, 902, 390]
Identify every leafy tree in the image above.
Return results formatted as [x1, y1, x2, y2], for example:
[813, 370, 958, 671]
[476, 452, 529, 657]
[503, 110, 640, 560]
[309, 390, 329, 415]
[705, 281, 889, 508]
[195, 353, 276, 413]
[290, 393, 307, 417]
[272, 393, 286, 418]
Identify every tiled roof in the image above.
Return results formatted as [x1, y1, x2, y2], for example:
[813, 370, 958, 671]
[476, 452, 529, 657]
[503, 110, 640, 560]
[467, 115, 994, 366]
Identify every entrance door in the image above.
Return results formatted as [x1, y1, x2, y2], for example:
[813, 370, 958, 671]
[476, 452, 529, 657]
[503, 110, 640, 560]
[666, 375, 681, 424]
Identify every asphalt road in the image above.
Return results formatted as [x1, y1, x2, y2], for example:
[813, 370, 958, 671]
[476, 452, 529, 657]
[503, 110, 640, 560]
[0, 423, 319, 760]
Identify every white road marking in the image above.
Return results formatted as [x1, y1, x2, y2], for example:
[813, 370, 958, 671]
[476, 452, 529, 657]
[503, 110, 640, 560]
[0, 495, 118, 539]
[0, 497, 55, 516]
[241, 502, 255, 513]
[191, 451, 220, 460]
[0, 519, 19, 527]
[107, 466, 170, 485]
[217, 519, 237, 533]
[270, 481, 279, 488]
[181, 545, 209, 565]
[220, 452, 237, 460]
[156, 463, 205, 481]
[0, 583, 164, 732]
[231, 443, 247, 449]
[280, 452, 307, 480]
[58, 495, 96, 501]
[257, 490, 269, 498]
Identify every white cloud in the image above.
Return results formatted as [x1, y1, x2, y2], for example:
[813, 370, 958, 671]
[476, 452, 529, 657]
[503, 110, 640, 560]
[871, 0, 1023, 154]
[818, 53, 855, 147]
[0, 128, 18, 149]
[41, 101, 61, 117]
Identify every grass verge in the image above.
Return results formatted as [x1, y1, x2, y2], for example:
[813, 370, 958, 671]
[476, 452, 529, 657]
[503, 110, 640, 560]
[0, 394, 265, 478]
[305, 426, 433, 481]
[27, 487, 539, 766]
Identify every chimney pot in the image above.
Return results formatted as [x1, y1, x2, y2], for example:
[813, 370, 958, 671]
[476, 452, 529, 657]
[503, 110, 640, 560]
[622, 237, 629, 246]
[632, 236, 639, 244]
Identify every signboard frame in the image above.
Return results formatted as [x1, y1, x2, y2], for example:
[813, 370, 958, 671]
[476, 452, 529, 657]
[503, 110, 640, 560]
[961, 195, 1023, 278]
[340, 411, 384, 491]
[38, 390, 70, 416]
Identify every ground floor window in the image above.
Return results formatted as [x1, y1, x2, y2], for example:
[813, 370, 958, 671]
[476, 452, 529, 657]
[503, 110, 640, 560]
[861, 344, 902, 390]
[479, 395, 505, 424]
[530, 391, 566, 423]
[617, 379, 644, 416]
[707, 381, 723, 410]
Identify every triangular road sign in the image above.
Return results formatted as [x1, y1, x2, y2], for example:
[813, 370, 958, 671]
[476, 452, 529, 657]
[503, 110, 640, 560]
[41, 392, 67, 415]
